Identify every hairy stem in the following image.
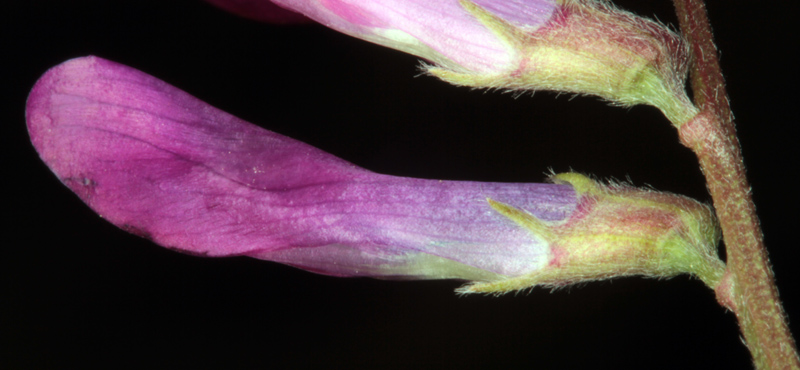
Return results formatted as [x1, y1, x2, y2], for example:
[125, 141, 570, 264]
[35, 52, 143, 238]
[672, 0, 799, 368]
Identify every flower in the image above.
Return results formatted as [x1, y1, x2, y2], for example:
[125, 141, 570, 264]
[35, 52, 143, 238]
[210, 0, 696, 124]
[26, 56, 722, 293]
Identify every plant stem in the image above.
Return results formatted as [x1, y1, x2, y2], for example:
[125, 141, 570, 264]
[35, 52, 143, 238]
[671, 0, 799, 368]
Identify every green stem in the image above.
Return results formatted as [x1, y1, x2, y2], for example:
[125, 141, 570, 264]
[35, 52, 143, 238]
[671, 0, 799, 368]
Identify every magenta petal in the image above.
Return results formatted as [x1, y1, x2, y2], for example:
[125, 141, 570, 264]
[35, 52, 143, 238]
[203, 0, 311, 24]
[27, 56, 576, 280]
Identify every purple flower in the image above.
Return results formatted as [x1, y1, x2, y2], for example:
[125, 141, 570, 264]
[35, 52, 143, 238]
[26, 56, 578, 282]
[28, 57, 723, 293]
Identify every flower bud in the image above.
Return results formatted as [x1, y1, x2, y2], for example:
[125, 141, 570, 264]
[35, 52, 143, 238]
[252, 0, 697, 123]
[27, 56, 722, 293]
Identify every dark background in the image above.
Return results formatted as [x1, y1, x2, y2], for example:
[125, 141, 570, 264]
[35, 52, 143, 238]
[3, 1, 796, 368]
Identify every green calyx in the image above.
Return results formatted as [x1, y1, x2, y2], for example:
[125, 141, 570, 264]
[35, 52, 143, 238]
[459, 173, 725, 295]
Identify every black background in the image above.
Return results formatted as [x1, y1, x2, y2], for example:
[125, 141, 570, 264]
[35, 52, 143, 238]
[3, 1, 796, 368]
